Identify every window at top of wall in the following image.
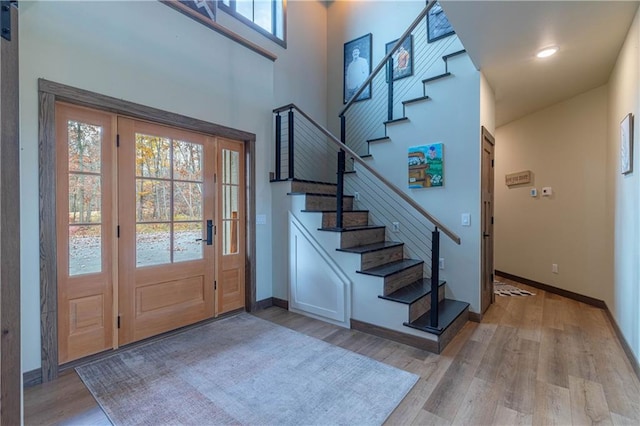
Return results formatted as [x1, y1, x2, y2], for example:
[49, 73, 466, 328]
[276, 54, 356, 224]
[218, 0, 286, 48]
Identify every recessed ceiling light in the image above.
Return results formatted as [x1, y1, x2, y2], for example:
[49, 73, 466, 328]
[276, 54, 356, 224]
[536, 46, 559, 58]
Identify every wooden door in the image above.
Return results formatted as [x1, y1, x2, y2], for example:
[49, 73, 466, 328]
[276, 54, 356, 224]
[117, 118, 215, 345]
[481, 127, 495, 313]
[216, 138, 246, 314]
[56, 103, 116, 363]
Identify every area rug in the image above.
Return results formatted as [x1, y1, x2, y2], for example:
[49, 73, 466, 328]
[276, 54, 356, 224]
[76, 313, 418, 425]
[494, 280, 536, 296]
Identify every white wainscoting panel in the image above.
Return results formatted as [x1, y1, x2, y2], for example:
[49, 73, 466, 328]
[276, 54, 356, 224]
[289, 213, 351, 328]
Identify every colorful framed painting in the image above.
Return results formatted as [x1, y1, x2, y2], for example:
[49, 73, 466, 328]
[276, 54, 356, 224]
[385, 36, 413, 81]
[408, 143, 444, 188]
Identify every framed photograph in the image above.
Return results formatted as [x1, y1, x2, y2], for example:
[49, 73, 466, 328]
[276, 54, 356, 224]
[620, 113, 634, 174]
[408, 143, 444, 188]
[427, 1, 455, 43]
[385, 36, 413, 81]
[162, 1, 216, 26]
[343, 33, 372, 104]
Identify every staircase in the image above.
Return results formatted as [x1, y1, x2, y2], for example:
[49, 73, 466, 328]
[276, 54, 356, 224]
[285, 179, 469, 353]
[271, 2, 477, 354]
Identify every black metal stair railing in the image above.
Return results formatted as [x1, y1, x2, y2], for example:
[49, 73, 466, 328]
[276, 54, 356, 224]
[338, 1, 458, 157]
[272, 103, 460, 329]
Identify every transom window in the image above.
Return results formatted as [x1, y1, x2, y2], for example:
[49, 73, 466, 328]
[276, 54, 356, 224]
[219, 0, 286, 46]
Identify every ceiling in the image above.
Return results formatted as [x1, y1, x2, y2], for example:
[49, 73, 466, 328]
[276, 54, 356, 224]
[441, 0, 639, 126]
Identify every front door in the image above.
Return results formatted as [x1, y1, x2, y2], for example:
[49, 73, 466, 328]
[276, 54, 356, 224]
[117, 118, 216, 345]
[481, 127, 495, 313]
[56, 104, 246, 362]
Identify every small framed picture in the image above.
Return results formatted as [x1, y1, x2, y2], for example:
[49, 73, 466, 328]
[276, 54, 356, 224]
[427, 2, 455, 43]
[385, 36, 413, 81]
[620, 113, 634, 174]
[343, 33, 372, 104]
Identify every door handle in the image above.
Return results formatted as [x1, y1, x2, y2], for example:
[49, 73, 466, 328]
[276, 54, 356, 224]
[483, 233, 491, 238]
[196, 220, 214, 245]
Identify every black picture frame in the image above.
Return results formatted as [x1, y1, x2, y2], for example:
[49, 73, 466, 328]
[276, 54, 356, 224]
[343, 33, 372, 104]
[427, 2, 455, 43]
[385, 36, 414, 81]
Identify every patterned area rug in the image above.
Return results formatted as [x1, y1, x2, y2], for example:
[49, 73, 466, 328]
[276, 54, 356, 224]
[76, 313, 418, 425]
[494, 281, 536, 296]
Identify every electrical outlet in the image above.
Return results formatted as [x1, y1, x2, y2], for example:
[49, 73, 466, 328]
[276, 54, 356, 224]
[392, 222, 400, 232]
[552, 263, 558, 274]
[354, 192, 360, 201]
[439, 258, 445, 270]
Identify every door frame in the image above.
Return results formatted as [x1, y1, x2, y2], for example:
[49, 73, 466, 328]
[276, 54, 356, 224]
[0, 3, 21, 423]
[480, 126, 495, 314]
[38, 79, 257, 382]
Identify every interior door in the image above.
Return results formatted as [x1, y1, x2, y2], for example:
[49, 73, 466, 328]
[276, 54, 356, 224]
[216, 138, 246, 314]
[117, 118, 215, 345]
[481, 127, 495, 313]
[56, 103, 116, 363]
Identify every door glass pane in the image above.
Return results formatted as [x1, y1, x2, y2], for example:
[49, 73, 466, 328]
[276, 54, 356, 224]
[223, 185, 239, 220]
[68, 121, 101, 173]
[136, 179, 171, 222]
[222, 149, 240, 185]
[69, 174, 101, 223]
[173, 140, 203, 182]
[69, 225, 101, 275]
[174, 182, 203, 221]
[136, 134, 171, 179]
[222, 220, 239, 255]
[136, 223, 171, 267]
[236, 0, 252, 19]
[174, 222, 203, 262]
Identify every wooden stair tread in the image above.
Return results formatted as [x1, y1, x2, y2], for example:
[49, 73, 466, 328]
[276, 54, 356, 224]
[442, 49, 466, 61]
[287, 192, 354, 198]
[319, 225, 385, 233]
[271, 178, 338, 186]
[402, 95, 430, 105]
[337, 241, 403, 254]
[379, 279, 446, 304]
[357, 259, 423, 277]
[383, 117, 409, 126]
[367, 136, 391, 143]
[422, 72, 452, 84]
[403, 299, 469, 335]
[302, 209, 369, 213]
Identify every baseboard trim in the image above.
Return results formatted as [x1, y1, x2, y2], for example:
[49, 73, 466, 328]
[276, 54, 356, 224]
[255, 297, 275, 310]
[255, 297, 289, 311]
[496, 270, 640, 382]
[351, 318, 438, 353]
[468, 312, 482, 323]
[603, 305, 640, 382]
[495, 270, 606, 309]
[23, 369, 43, 388]
[273, 297, 289, 309]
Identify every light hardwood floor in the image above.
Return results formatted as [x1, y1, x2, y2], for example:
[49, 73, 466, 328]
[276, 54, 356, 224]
[24, 279, 640, 425]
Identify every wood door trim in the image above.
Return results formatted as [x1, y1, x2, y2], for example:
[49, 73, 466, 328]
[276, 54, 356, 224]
[1, 4, 21, 422]
[38, 80, 257, 382]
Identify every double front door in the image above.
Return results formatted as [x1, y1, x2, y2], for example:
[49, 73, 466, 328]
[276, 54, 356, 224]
[56, 103, 246, 363]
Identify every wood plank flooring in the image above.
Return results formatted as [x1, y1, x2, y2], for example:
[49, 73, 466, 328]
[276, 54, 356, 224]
[23, 279, 640, 425]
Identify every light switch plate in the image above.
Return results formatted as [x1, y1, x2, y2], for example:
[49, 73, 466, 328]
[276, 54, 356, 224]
[530, 188, 537, 197]
[461, 213, 470, 226]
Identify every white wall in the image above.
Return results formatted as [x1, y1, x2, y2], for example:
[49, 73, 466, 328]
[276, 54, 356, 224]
[608, 6, 640, 363]
[19, 0, 327, 372]
[495, 86, 610, 302]
[480, 72, 495, 135]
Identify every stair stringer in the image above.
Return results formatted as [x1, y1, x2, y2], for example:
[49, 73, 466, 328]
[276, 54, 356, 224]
[288, 195, 438, 343]
[362, 51, 482, 313]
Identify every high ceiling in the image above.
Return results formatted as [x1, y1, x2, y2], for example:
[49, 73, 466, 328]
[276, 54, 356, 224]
[441, 1, 639, 126]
